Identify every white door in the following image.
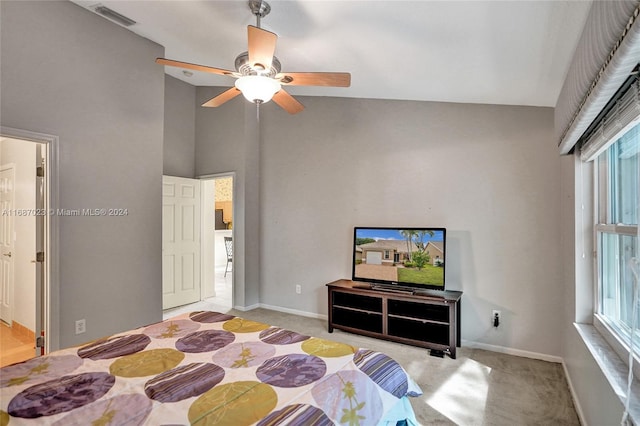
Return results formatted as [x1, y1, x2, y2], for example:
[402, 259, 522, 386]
[163, 176, 201, 309]
[0, 165, 15, 323]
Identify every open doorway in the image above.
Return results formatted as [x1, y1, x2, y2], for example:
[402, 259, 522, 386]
[201, 175, 233, 308]
[162, 174, 234, 319]
[0, 130, 56, 366]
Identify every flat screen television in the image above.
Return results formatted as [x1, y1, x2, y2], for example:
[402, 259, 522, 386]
[352, 227, 446, 291]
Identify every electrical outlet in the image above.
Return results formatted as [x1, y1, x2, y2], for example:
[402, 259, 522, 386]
[295, 285, 301, 294]
[492, 310, 501, 328]
[75, 319, 86, 335]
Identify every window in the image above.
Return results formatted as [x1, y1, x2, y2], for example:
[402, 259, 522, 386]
[594, 123, 640, 359]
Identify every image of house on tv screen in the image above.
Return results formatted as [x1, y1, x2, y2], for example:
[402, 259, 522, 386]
[354, 228, 445, 286]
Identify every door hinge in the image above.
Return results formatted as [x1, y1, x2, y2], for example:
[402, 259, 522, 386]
[36, 251, 45, 263]
[36, 335, 45, 348]
[36, 166, 45, 178]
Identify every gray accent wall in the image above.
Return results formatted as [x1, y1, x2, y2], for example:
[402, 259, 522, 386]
[194, 94, 566, 357]
[164, 75, 196, 178]
[0, 1, 164, 348]
[260, 97, 565, 356]
[195, 87, 261, 309]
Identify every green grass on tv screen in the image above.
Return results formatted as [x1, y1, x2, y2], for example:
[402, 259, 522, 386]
[397, 265, 444, 285]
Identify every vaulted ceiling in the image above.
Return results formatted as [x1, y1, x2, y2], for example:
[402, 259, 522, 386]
[72, 0, 593, 107]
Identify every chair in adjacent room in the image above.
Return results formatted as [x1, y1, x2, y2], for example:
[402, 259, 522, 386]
[224, 237, 233, 277]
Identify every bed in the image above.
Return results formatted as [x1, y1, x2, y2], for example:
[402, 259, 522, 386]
[1, 311, 422, 425]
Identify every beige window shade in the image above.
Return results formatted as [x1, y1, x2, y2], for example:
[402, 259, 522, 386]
[556, 1, 640, 155]
[580, 79, 640, 161]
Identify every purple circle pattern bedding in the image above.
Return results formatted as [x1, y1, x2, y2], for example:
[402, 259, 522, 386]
[222, 317, 270, 333]
[259, 327, 310, 345]
[214, 341, 276, 368]
[175, 329, 235, 353]
[189, 311, 235, 323]
[0, 355, 82, 388]
[256, 354, 327, 388]
[143, 319, 200, 339]
[1, 311, 422, 424]
[7, 372, 115, 419]
[109, 348, 185, 378]
[188, 381, 277, 424]
[144, 362, 225, 402]
[311, 369, 384, 424]
[77, 334, 151, 360]
[51, 394, 152, 425]
[354, 348, 413, 398]
[257, 403, 333, 426]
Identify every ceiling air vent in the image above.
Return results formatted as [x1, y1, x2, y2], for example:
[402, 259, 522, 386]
[91, 4, 136, 27]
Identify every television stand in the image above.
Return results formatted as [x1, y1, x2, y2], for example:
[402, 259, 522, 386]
[327, 279, 462, 358]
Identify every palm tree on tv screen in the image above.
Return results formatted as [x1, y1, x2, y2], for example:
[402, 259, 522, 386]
[400, 230, 417, 261]
[400, 229, 435, 264]
[414, 230, 435, 252]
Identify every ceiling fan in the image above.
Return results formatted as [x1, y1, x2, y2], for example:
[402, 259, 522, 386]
[156, 0, 351, 115]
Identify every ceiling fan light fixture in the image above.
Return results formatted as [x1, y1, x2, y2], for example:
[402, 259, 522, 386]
[235, 75, 281, 104]
[157, 0, 349, 114]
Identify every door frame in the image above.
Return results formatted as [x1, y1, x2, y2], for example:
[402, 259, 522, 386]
[0, 126, 59, 353]
[199, 172, 235, 307]
[0, 164, 16, 325]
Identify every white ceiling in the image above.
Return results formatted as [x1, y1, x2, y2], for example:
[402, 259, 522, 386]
[72, 0, 593, 107]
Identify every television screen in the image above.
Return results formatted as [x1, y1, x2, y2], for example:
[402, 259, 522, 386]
[352, 227, 446, 291]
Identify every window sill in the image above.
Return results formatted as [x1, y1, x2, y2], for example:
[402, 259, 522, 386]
[575, 323, 640, 424]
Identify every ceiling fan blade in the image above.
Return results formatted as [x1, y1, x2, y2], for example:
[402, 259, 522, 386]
[156, 58, 236, 77]
[247, 25, 277, 71]
[202, 87, 242, 107]
[272, 89, 304, 115]
[276, 72, 351, 87]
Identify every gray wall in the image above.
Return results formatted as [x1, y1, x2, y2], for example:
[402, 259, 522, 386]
[195, 94, 565, 357]
[164, 75, 196, 178]
[0, 1, 164, 348]
[195, 87, 261, 309]
[260, 97, 565, 356]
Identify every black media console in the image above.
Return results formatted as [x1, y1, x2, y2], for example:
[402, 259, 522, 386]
[327, 279, 462, 359]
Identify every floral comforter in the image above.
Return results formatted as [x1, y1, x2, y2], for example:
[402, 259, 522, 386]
[1, 311, 421, 425]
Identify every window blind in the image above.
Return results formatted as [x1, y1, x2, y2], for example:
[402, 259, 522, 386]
[580, 77, 640, 161]
[556, 1, 640, 155]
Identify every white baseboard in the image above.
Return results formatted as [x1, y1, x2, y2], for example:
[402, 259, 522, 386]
[561, 360, 587, 426]
[258, 303, 328, 321]
[462, 339, 563, 363]
[233, 303, 260, 311]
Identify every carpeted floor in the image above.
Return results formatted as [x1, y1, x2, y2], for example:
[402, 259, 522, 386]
[221, 307, 580, 426]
